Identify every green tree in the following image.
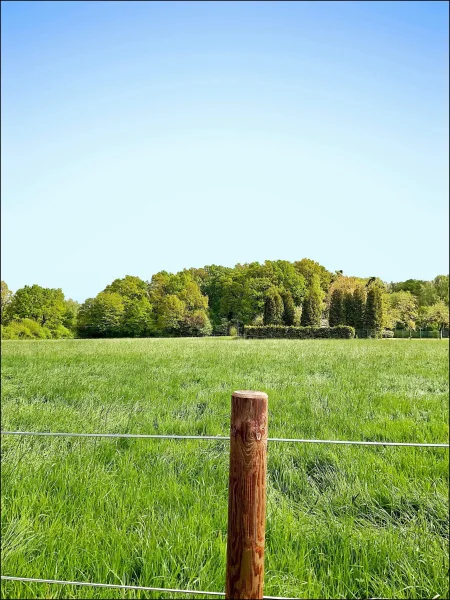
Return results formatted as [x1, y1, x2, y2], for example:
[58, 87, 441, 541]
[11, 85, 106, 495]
[301, 274, 324, 326]
[388, 291, 418, 332]
[390, 279, 425, 297]
[181, 309, 213, 336]
[153, 295, 185, 335]
[328, 289, 345, 326]
[294, 258, 334, 294]
[63, 299, 80, 333]
[179, 281, 212, 335]
[7, 285, 65, 331]
[353, 285, 366, 330]
[122, 297, 153, 337]
[343, 291, 355, 327]
[260, 260, 306, 305]
[77, 292, 125, 337]
[420, 301, 449, 333]
[198, 265, 233, 330]
[105, 275, 150, 301]
[281, 290, 296, 326]
[149, 271, 210, 336]
[365, 285, 384, 333]
[417, 281, 438, 307]
[104, 275, 152, 337]
[433, 275, 449, 305]
[1, 281, 13, 324]
[196, 261, 305, 330]
[263, 287, 284, 325]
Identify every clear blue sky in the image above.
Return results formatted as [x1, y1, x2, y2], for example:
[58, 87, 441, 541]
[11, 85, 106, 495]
[2, 0, 448, 302]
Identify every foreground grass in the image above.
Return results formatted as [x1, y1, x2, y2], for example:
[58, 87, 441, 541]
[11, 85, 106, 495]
[1, 338, 448, 599]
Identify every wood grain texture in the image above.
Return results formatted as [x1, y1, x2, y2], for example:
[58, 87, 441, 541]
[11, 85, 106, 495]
[225, 391, 268, 600]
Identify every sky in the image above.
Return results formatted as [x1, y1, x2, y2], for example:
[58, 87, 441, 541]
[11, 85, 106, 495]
[1, 0, 448, 302]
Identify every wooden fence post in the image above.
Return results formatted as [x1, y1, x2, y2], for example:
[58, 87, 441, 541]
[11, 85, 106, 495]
[225, 390, 268, 600]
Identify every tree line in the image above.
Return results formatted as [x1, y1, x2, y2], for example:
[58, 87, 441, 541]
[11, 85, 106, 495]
[1, 259, 448, 339]
[328, 275, 449, 334]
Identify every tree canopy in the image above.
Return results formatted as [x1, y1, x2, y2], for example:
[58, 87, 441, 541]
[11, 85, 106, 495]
[1, 261, 448, 339]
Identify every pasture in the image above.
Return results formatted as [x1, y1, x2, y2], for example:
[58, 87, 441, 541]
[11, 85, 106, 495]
[1, 338, 449, 599]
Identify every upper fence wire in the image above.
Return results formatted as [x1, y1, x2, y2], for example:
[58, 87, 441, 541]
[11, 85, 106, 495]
[1, 430, 448, 447]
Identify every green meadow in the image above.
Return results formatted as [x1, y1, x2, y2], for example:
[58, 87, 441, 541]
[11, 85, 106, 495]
[1, 338, 448, 599]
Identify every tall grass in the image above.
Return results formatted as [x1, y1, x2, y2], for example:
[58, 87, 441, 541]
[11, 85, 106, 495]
[1, 338, 448, 599]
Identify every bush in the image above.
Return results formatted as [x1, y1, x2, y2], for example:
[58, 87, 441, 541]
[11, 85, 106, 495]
[252, 314, 264, 327]
[1, 319, 52, 340]
[244, 325, 355, 339]
[21, 319, 52, 339]
[229, 325, 238, 337]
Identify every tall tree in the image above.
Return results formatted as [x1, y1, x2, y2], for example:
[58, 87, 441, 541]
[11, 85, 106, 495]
[433, 275, 449, 305]
[281, 290, 296, 326]
[179, 280, 212, 335]
[328, 289, 345, 326]
[343, 291, 356, 327]
[301, 274, 324, 326]
[62, 299, 80, 333]
[353, 285, 366, 330]
[198, 264, 233, 329]
[263, 287, 284, 325]
[365, 285, 384, 333]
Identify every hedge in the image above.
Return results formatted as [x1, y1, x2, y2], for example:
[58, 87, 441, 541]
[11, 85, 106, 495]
[244, 325, 355, 339]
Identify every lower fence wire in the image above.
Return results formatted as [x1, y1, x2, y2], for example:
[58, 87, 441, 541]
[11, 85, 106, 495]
[3, 576, 435, 600]
[0, 576, 292, 599]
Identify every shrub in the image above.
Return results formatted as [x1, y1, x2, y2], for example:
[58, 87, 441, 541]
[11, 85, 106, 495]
[229, 325, 238, 337]
[252, 314, 264, 327]
[21, 319, 52, 339]
[1, 319, 52, 340]
[244, 325, 355, 339]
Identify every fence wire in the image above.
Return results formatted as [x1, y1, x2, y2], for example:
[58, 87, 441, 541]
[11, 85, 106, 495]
[2, 576, 436, 600]
[0, 576, 293, 599]
[1, 431, 448, 447]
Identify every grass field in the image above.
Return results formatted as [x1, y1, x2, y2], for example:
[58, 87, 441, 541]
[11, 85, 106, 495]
[1, 338, 449, 599]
